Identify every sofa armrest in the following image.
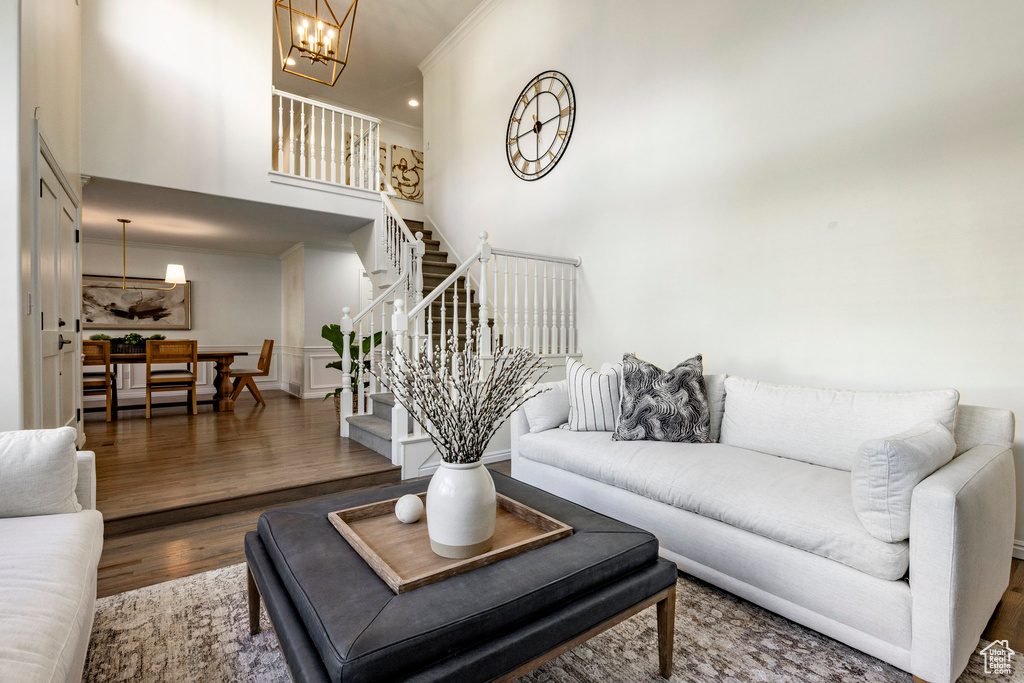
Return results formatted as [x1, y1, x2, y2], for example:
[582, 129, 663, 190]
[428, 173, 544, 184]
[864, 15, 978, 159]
[510, 410, 530, 479]
[909, 443, 1015, 683]
[76, 451, 97, 511]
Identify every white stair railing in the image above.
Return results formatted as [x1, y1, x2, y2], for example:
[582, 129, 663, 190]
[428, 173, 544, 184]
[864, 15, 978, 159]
[272, 87, 380, 191]
[380, 187, 419, 280]
[389, 232, 581, 448]
[339, 235, 423, 437]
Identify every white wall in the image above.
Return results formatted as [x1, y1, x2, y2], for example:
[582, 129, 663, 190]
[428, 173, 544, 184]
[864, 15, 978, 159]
[423, 1, 1024, 539]
[0, 0, 22, 431]
[81, 0, 383, 223]
[278, 244, 363, 399]
[82, 241, 282, 345]
[18, 0, 82, 428]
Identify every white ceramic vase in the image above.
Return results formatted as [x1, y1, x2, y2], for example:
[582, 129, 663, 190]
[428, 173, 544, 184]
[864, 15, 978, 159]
[426, 460, 496, 559]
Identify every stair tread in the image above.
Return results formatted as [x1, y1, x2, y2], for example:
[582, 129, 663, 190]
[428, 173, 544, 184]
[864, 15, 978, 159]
[346, 414, 392, 440]
[369, 392, 395, 406]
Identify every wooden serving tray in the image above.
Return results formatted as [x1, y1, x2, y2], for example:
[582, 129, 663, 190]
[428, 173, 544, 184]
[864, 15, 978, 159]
[328, 493, 573, 594]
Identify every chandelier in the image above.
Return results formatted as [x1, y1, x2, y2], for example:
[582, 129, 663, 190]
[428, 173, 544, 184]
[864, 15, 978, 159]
[82, 219, 187, 293]
[275, 0, 358, 87]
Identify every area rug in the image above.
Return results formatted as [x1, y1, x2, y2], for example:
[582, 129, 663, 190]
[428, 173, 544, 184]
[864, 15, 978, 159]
[83, 563, 1017, 682]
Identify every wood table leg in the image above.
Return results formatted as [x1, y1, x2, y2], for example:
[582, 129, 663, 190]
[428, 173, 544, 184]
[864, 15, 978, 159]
[657, 584, 676, 678]
[247, 565, 261, 635]
[213, 358, 236, 411]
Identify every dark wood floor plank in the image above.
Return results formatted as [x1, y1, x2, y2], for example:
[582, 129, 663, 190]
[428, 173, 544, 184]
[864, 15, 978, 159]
[85, 391, 397, 521]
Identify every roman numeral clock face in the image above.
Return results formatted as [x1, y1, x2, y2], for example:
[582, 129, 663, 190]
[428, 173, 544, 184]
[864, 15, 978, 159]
[506, 70, 575, 181]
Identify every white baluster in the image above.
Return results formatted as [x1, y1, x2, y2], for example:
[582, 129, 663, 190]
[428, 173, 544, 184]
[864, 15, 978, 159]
[309, 106, 317, 179]
[532, 260, 540, 352]
[440, 288, 447, 369]
[359, 118, 365, 189]
[502, 256, 511, 350]
[374, 123, 381, 190]
[453, 277, 460, 346]
[569, 262, 578, 354]
[340, 307, 353, 437]
[276, 94, 284, 173]
[413, 233, 424, 306]
[320, 107, 326, 180]
[299, 104, 306, 178]
[478, 232, 492, 354]
[559, 263, 568, 354]
[512, 258, 521, 348]
[490, 252, 498, 354]
[391, 300, 408, 466]
[541, 260, 550, 355]
[348, 116, 355, 186]
[465, 269, 472, 348]
[330, 111, 336, 184]
[288, 99, 295, 174]
[426, 304, 434, 364]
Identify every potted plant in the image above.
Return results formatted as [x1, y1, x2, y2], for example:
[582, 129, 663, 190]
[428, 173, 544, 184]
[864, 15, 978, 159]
[321, 324, 383, 419]
[111, 332, 146, 354]
[373, 331, 547, 559]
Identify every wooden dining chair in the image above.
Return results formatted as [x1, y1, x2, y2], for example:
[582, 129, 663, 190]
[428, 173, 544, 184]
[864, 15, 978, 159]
[82, 339, 115, 422]
[230, 339, 274, 406]
[146, 339, 198, 418]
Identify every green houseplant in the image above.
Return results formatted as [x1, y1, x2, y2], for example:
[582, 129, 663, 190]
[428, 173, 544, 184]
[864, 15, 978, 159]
[321, 324, 383, 402]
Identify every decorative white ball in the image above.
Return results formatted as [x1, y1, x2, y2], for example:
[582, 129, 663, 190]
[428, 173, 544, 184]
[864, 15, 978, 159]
[395, 494, 424, 524]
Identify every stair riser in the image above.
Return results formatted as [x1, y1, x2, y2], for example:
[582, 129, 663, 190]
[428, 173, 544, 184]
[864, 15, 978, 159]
[371, 399, 392, 421]
[348, 424, 391, 459]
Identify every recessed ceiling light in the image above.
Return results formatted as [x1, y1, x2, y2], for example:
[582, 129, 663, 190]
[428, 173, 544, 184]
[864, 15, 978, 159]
[408, 99, 419, 107]
[286, 58, 296, 66]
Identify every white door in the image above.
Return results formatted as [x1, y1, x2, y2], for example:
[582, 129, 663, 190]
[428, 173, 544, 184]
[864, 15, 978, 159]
[37, 150, 79, 430]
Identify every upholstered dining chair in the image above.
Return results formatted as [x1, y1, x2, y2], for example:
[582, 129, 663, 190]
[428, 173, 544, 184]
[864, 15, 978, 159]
[145, 339, 198, 418]
[82, 339, 115, 422]
[230, 339, 274, 406]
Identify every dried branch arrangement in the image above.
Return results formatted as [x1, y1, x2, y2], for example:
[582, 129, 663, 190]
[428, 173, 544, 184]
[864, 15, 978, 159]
[373, 331, 548, 464]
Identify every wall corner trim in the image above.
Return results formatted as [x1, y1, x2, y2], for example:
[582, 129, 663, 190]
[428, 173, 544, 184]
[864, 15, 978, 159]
[418, 0, 504, 75]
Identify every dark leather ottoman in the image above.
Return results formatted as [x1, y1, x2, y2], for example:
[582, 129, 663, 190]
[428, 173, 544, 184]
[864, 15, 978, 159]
[245, 472, 678, 683]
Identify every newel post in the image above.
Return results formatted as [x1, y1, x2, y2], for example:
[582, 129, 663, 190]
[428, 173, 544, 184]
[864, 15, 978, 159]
[391, 300, 409, 466]
[477, 231, 492, 356]
[340, 307, 353, 437]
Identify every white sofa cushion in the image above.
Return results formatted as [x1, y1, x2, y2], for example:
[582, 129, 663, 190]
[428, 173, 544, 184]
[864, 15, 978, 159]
[0, 510, 104, 682]
[852, 421, 956, 543]
[0, 428, 81, 517]
[719, 377, 959, 471]
[522, 380, 569, 433]
[705, 374, 727, 442]
[518, 429, 909, 580]
[563, 358, 622, 432]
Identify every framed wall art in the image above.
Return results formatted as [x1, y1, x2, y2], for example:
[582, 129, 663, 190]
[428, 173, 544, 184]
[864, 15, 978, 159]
[82, 275, 192, 330]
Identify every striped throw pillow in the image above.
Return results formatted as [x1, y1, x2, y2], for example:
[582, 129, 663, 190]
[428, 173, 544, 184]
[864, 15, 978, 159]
[563, 358, 622, 431]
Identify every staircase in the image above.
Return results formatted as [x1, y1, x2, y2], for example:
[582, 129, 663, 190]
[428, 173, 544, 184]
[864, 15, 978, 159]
[340, 198, 581, 477]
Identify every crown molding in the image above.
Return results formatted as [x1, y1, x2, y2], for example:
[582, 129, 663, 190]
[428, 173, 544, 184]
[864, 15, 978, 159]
[418, 0, 504, 75]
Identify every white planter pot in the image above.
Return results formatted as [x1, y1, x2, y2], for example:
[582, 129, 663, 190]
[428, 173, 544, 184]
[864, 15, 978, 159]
[426, 460, 496, 559]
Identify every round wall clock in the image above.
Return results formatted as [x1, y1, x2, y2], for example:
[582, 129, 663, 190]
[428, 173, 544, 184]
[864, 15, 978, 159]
[506, 70, 575, 181]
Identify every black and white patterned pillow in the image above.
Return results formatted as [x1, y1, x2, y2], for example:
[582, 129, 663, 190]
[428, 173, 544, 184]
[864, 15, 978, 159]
[563, 358, 622, 431]
[613, 353, 711, 443]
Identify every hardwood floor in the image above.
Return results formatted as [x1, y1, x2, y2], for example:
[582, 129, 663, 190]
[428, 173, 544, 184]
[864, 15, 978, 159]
[87, 390, 398, 525]
[85, 390, 401, 597]
[86, 400, 1024, 650]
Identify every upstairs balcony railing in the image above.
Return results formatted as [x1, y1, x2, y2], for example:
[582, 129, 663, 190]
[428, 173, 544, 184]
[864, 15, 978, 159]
[272, 87, 380, 191]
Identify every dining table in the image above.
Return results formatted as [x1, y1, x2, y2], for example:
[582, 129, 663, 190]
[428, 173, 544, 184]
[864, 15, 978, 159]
[109, 349, 249, 413]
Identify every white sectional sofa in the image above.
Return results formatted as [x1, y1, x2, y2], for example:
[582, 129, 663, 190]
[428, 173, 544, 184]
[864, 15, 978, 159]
[511, 374, 1016, 683]
[0, 428, 105, 683]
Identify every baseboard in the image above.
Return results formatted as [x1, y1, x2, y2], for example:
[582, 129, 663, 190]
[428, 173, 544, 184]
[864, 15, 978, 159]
[1012, 540, 1024, 560]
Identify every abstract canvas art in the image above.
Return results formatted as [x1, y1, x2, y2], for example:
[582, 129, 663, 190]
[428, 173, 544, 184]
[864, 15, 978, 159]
[391, 145, 424, 203]
[82, 275, 192, 330]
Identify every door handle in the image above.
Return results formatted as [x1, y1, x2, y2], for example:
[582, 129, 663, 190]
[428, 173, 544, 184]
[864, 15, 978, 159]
[58, 334, 71, 350]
